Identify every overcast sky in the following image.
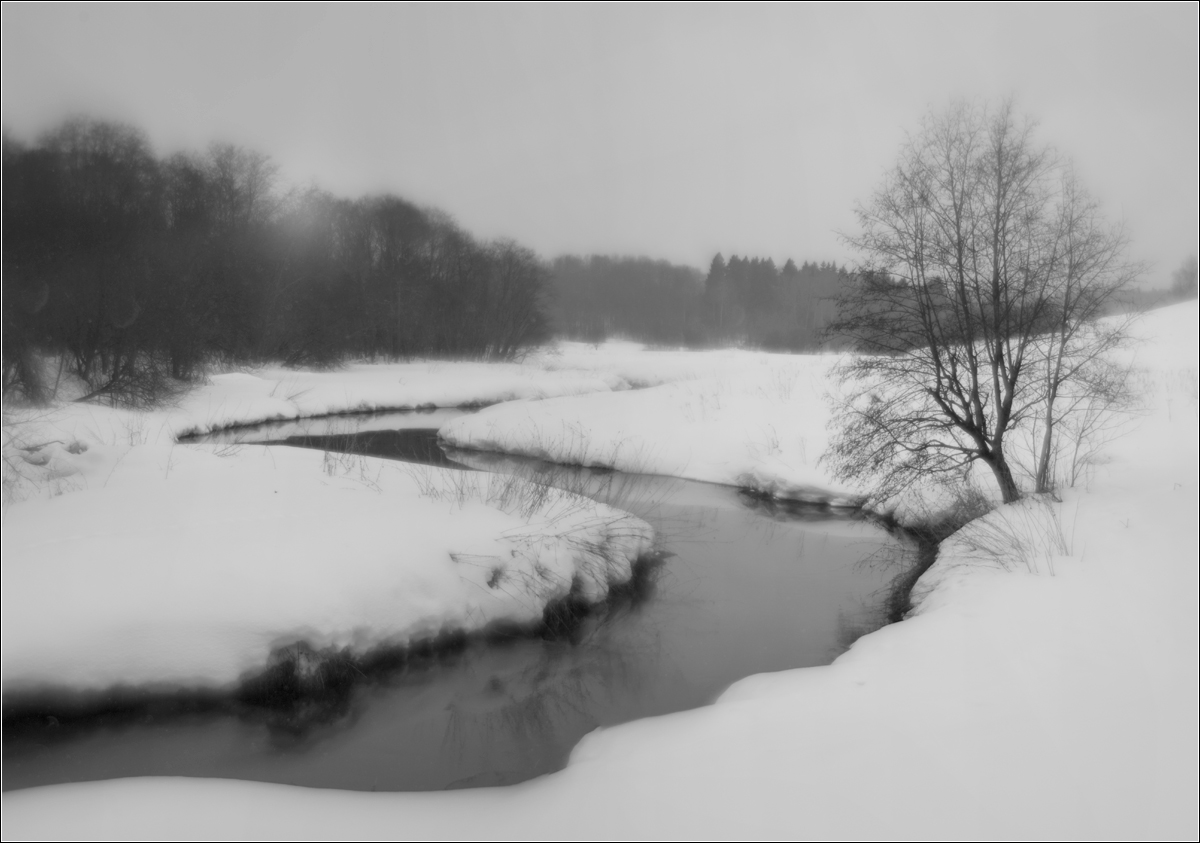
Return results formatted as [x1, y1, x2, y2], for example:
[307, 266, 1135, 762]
[3, 4, 1196, 284]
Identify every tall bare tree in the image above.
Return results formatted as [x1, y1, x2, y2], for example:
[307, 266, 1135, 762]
[827, 101, 1138, 504]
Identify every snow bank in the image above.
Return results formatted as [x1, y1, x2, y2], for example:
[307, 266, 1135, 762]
[2, 407, 653, 692]
[545, 341, 793, 387]
[166, 360, 625, 438]
[164, 344, 828, 440]
[440, 354, 866, 505]
[5, 302, 1194, 838]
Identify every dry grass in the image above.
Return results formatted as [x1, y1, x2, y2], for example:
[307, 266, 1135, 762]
[947, 495, 1076, 576]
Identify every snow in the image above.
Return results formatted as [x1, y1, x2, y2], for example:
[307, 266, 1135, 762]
[441, 353, 866, 505]
[167, 360, 624, 438]
[192, 407, 469, 444]
[3, 302, 1197, 838]
[2, 408, 653, 692]
[11, 345, 863, 507]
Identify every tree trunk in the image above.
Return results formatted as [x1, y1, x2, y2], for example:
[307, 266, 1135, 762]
[1034, 404, 1056, 493]
[987, 453, 1023, 503]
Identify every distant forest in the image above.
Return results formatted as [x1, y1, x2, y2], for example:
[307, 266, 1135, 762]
[545, 252, 1198, 350]
[3, 118, 551, 403]
[7, 117, 1187, 408]
[548, 255, 847, 349]
[2, 117, 854, 405]
[35, 120, 1195, 413]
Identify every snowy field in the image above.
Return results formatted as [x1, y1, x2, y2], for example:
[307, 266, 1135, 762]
[2, 391, 656, 698]
[3, 302, 1197, 838]
[440, 353, 861, 505]
[2, 439, 653, 693]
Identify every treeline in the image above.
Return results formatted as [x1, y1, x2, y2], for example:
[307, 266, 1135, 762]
[705, 255, 846, 349]
[549, 254, 847, 349]
[3, 118, 550, 404]
[549, 256, 707, 345]
[1110, 256, 1198, 314]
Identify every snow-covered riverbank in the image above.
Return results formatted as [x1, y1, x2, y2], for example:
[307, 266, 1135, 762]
[2, 407, 653, 693]
[3, 342, 847, 695]
[3, 302, 1196, 838]
[439, 354, 861, 505]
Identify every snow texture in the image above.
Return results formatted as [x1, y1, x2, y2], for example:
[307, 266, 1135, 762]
[3, 302, 1197, 838]
[3, 410, 653, 692]
[440, 353, 866, 505]
[168, 360, 624, 438]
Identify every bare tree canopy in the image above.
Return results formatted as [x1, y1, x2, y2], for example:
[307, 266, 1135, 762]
[826, 100, 1141, 504]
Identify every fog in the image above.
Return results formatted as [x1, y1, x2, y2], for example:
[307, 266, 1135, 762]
[3, 4, 1196, 283]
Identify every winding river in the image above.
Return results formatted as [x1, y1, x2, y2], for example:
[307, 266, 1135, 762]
[3, 410, 905, 792]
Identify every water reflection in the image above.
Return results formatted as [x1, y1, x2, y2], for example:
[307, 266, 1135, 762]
[186, 409, 470, 445]
[184, 409, 475, 470]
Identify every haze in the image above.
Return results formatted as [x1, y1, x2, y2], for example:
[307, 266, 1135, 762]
[3, 4, 1196, 284]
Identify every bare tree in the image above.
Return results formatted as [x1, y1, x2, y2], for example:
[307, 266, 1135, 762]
[827, 101, 1138, 504]
[485, 240, 550, 360]
[1029, 169, 1141, 492]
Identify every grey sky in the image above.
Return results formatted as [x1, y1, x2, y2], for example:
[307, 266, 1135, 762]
[3, 4, 1196, 284]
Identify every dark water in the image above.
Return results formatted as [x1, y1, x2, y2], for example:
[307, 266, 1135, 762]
[3, 411, 902, 792]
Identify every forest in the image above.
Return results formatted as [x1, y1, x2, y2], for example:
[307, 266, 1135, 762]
[2, 117, 854, 406]
[548, 254, 847, 349]
[2, 119, 551, 404]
